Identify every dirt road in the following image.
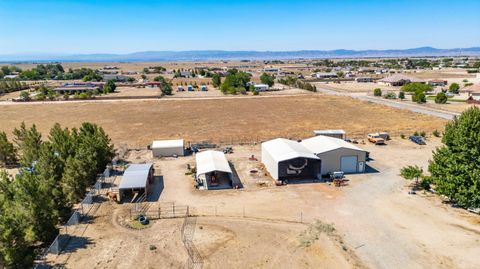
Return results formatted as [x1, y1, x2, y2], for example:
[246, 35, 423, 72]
[315, 87, 460, 120]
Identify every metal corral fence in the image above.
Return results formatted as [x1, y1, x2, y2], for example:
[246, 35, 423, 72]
[181, 208, 203, 269]
[34, 169, 116, 268]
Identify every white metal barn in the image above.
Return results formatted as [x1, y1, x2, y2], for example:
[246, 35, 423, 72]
[195, 150, 233, 190]
[261, 138, 321, 182]
[301, 136, 367, 175]
[152, 139, 184, 157]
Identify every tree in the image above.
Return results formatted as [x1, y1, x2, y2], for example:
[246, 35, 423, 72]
[400, 165, 424, 188]
[212, 73, 221, 88]
[449, 83, 460, 94]
[13, 123, 42, 168]
[0, 132, 17, 166]
[412, 90, 426, 103]
[103, 80, 116, 94]
[260, 73, 275, 87]
[401, 82, 432, 93]
[429, 107, 480, 208]
[435, 92, 448, 104]
[19, 91, 30, 101]
[219, 70, 251, 94]
[373, 88, 382, 96]
[398, 91, 405, 100]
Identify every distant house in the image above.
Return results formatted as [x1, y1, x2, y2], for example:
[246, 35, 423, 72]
[355, 77, 373, 83]
[263, 68, 280, 73]
[312, 72, 338, 79]
[180, 71, 192, 78]
[379, 74, 425, 86]
[253, 84, 269, 92]
[464, 84, 480, 103]
[53, 83, 102, 94]
[103, 75, 131, 82]
[428, 79, 448, 87]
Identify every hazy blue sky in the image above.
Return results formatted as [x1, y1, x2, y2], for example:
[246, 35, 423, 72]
[0, 0, 479, 54]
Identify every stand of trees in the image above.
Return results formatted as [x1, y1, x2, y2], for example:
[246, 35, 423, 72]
[18, 64, 102, 81]
[277, 76, 317, 92]
[0, 81, 29, 95]
[219, 69, 251, 94]
[260, 73, 275, 87]
[0, 122, 114, 268]
[429, 107, 480, 208]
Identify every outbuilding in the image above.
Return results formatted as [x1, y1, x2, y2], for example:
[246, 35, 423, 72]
[261, 138, 321, 182]
[195, 150, 235, 190]
[152, 139, 184, 157]
[301, 136, 367, 175]
[313, 129, 346, 140]
[253, 84, 269, 92]
[118, 163, 154, 201]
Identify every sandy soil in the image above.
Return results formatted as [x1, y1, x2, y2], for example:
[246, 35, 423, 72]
[316, 82, 398, 93]
[42, 137, 480, 269]
[0, 94, 446, 147]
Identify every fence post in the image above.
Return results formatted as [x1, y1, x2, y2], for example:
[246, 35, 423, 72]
[300, 212, 303, 223]
[173, 203, 175, 218]
[243, 206, 245, 218]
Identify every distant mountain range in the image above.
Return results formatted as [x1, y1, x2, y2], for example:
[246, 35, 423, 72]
[1, 47, 479, 62]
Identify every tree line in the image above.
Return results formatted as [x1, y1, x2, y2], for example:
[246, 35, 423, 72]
[278, 76, 317, 92]
[0, 122, 115, 268]
[2, 64, 103, 81]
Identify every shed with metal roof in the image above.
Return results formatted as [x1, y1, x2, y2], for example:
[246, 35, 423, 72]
[195, 150, 235, 190]
[118, 163, 154, 201]
[261, 138, 321, 182]
[301, 136, 367, 175]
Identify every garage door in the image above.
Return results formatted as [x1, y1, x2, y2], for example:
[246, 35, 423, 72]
[340, 156, 358, 173]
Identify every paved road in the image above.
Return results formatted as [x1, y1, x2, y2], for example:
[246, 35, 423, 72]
[316, 87, 460, 120]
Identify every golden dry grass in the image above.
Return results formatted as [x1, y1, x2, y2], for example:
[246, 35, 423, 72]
[0, 94, 446, 147]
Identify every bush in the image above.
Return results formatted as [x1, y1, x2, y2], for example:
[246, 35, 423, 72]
[420, 131, 426, 138]
[398, 91, 405, 100]
[401, 82, 432, 93]
[253, 90, 259, 95]
[449, 83, 460, 94]
[383, 92, 397, 99]
[432, 130, 440, 137]
[412, 90, 426, 103]
[400, 134, 405, 139]
[435, 92, 448, 104]
[373, 88, 382, 96]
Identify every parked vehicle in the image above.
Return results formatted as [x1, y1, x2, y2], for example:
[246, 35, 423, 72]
[378, 132, 390, 140]
[367, 133, 385, 145]
[409, 135, 426, 145]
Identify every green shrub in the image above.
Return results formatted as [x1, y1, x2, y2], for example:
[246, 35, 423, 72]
[435, 92, 448, 104]
[432, 130, 440, 137]
[401, 82, 432, 93]
[398, 91, 405, 100]
[420, 131, 426, 138]
[412, 90, 426, 103]
[449, 83, 460, 94]
[400, 134, 405, 139]
[373, 88, 382, 96]
[383, 92, 397, 99]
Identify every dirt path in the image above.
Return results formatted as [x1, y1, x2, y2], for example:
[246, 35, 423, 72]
[315, 87, 460, 120]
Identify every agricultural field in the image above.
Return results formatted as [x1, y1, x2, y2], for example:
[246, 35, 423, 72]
[0, 94, 446, 147]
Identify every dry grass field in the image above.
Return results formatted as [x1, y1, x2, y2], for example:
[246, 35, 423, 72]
[0, 94, 445, 147]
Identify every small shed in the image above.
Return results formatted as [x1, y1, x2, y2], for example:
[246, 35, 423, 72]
[301, 136, 367, 175]
[254, 84, 269, 92]
[152, 139, 184, 157]
[262, 138, 321, 182]
[118, 163, 154, 201]
[195, 150, 233, 190]
[313, 129, 346, 140]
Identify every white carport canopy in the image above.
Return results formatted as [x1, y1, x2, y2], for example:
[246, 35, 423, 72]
[195, 150, 232, 178]
[119, 163, 153, 190]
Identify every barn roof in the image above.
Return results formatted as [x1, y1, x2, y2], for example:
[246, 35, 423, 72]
[379, 74, 424, 83]
[300, 135, 366, 154]
[119, 163, 153, 190]
[196, 150, 232, 177]
[262, 138, 319, 163]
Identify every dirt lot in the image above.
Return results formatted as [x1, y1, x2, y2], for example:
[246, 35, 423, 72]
[0, 94, 446, 147]
[316, 82, 398, 93]
[45, 137, 480, 269]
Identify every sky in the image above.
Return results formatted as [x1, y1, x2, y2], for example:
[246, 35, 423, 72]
[0, 0, 479, 54]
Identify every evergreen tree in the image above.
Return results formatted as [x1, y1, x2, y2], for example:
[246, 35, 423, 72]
[0, 132, 17, 166]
